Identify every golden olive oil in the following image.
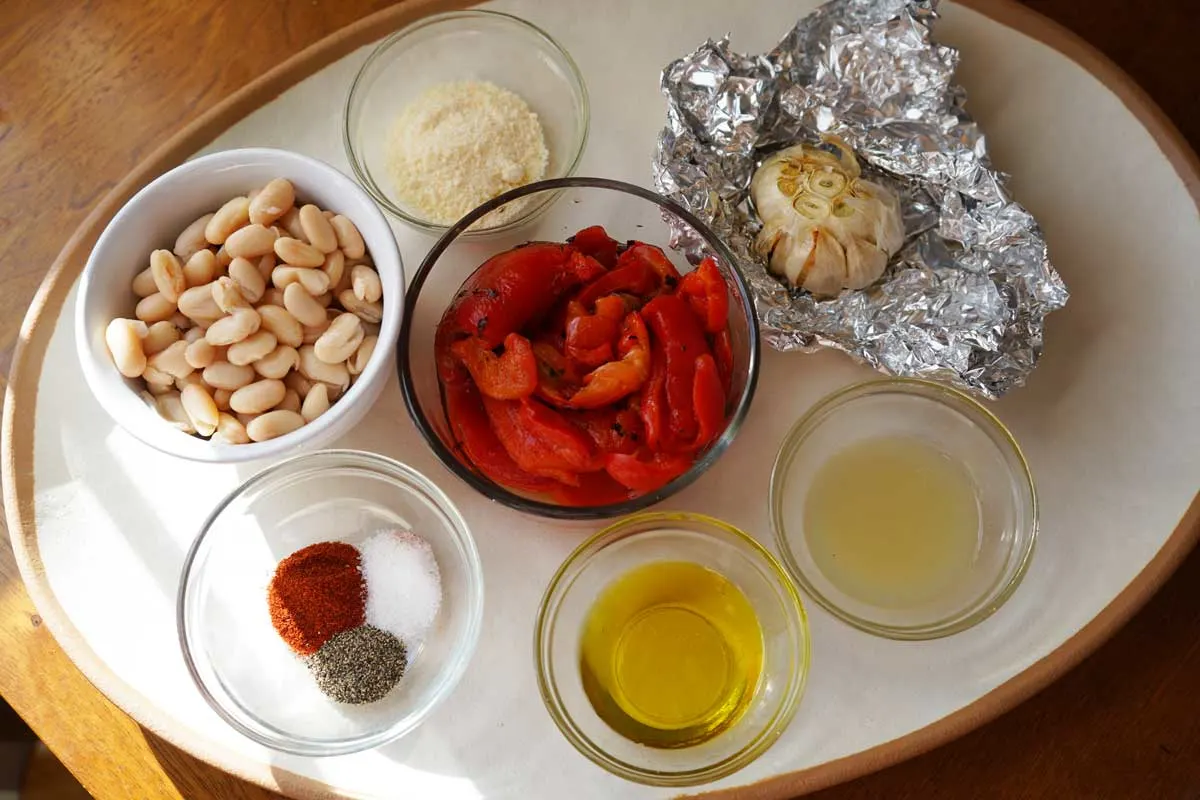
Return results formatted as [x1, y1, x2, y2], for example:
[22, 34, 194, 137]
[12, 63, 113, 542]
[579, 560, 763, 749]
[804, 436, 981, 608]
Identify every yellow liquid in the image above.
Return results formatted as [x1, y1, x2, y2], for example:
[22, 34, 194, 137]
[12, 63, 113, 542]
[579, 560, 763, 749]
[804, 436, 981, 608]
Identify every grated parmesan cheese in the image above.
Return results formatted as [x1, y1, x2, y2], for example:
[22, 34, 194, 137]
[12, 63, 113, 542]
[385, 80, 550, 227]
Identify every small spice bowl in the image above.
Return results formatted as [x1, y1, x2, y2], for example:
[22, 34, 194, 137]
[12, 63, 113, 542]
[535, 511, 809, 786]
[343, 10, 589, 236]
[770, 379, 1038, 640]
[178, 449, 483, 756]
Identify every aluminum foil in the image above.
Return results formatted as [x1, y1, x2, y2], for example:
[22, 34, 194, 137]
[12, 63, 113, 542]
[653, 0, 1068, 398]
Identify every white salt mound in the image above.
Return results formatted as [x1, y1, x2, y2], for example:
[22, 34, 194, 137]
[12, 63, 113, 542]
[359, 528, 443, 650]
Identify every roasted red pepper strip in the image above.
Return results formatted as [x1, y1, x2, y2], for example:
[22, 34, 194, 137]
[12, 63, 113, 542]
[641, 293, 711, 447]
[532, 340, 581, 408]
[713, 329, 734, 397]
[450, 333, 537, 400]
[575, 260, 658, 309]
[569, 406, 643, 455]
[605, 450, 694, 492]
[565, 296, 625, 368]
[639, 341, 668, 451]
[569, 312, 652, 409]
[616, 242, 682, 286]
[482, 396, 597, 485]
[444, 380, 554, 492]
[689, 353, 725, 451]
[678, 257, 730, 334]
[549, 471, 633, 506]
[568, 225, 620, 269]
[440, 242, 593, 350]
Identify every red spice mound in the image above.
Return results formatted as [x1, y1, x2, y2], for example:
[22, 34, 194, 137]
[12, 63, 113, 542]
[268, 541, 366, 656]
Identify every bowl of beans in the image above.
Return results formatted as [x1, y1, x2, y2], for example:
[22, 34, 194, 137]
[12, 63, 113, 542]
[76, 147, 403, 462]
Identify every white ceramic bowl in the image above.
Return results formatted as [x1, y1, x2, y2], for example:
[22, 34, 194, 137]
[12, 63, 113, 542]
[76, 148, 404, 463]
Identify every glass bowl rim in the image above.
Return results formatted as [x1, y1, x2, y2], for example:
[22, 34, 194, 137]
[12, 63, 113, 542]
[768, 377, 1039, 640]
[176, 448, 485, 756]
[397, 176, 762, 520]
[341, 8, 591, 236]
[533, 510, 810, 786]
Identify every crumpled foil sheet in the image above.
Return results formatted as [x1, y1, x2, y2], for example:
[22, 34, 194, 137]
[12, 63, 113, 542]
[653, 0, 1068, 398]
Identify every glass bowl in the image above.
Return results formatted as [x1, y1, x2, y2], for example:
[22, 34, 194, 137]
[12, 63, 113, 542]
[535, 511, 809, 786]
[343, 10, 589, 236]
[770, 379, 1038, 640]
[397, 177, 760, 520]
[177, 450, 484, 756]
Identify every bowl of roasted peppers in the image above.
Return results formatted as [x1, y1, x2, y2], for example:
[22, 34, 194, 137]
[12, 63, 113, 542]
[399, 177, 759, 519]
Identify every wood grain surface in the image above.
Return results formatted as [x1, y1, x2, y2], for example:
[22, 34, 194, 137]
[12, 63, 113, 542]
[0, 1, 1197, 799]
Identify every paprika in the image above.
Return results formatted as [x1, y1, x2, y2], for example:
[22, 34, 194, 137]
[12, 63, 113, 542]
[268, 541, 367, 656]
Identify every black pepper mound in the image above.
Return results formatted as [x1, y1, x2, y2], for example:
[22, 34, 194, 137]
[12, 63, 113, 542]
[305, 624, 408, 705]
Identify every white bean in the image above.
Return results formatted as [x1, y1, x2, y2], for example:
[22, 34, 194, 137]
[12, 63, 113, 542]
[149, 249, 186, 303]
[174, 213, 214, 260]
[105, 319, 148, 378]
[230, 379, 286, 414]
[212, 388, 232, 411]
[205, 196, 251, 245]
[185, 338, 217, 369]
[135, 293, 177, 324]
[257, 304, 303, 348]
[284, 282, 326, 327]
[284, 371, 313, 399]
[321, 249, 345, 289]
[226, 331, 276, 366]
[300, 382, 330, 422]
[337, 289, 382, 324]
[330, 214, 365, 259]
[248, 178, 294, 227]
[299, 205, 338, 254]
[228, 257, 266, 303]
[205, 308, 261, 346]
[274, 236, 325, 268]
[202, 361, 256, 391]
[246, 410, 306, 442]
[132, 267, 158, 298]
[184, 326, 206, 344]
[148, 340, 193, 380]
[279, 389, 302, 414]
[141, 320, 180, 356]
[272, 266, 329, 295]
[178, 283, 223, 322]
[142, 363, 175, 388]
[155, 392, 195, 433]
[279, 206, 306, 241]
[257, 252, 276, 281]
[183, 249, 218, 287]
[253, 345, 299, 379]
[225, 223, 277, 259]
[348, 335, 377, 376]
[180, 383, 219, 437]
[314, 312, 364, 364]
[213, 412, 250, 444]
[298, 345, 349, 388]
[350, 265, 383, 303]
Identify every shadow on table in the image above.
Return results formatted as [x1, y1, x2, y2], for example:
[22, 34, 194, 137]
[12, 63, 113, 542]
[143, 729, 287, 800]
[805, 538, 1200, 800]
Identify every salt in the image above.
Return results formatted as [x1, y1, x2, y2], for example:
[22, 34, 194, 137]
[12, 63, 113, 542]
[359, 528, 443, 649]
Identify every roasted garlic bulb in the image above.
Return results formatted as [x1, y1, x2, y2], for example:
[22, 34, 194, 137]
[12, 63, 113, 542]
[751, 136, 904, 298]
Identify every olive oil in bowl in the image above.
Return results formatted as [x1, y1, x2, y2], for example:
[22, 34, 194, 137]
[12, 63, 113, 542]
[579, 560, 763, 749]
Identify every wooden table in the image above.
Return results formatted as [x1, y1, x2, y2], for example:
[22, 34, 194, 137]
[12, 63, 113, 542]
[1, 1, 1197, 798]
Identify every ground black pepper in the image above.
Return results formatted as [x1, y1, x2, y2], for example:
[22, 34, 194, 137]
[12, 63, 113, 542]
[305, 625, 408, 705]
